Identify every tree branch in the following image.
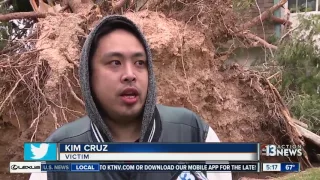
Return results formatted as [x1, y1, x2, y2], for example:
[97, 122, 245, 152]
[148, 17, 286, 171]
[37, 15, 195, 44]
[237, 31, 278, 50]
[238, 0, 288, 32]
[0, 11, 55, 22]
[270, 15, 292, 26]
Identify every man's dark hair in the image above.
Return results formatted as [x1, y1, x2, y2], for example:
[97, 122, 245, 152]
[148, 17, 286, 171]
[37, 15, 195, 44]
[89, 21, 145, 61]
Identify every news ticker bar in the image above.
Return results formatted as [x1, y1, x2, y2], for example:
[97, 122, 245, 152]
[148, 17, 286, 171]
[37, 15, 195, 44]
[9, 162, 300, 173]
[24, 143, 259, 161]
[10, 162, 260, 173]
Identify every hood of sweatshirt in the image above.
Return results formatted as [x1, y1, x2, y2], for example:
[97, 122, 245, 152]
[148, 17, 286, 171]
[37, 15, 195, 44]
[79, 15, 157, 142]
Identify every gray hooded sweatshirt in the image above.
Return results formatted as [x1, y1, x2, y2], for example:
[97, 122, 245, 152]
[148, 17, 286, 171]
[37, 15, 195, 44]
[29, 15, 232, 180]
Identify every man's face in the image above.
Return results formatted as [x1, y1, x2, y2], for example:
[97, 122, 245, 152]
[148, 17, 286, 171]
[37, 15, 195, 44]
[91, 29, 148, 122]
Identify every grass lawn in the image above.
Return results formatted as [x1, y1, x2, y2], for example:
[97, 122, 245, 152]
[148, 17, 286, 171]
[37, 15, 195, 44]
[276, 168, 320, 180]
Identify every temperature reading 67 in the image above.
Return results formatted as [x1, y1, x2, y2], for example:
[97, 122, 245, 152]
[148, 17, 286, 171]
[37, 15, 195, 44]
[285, 165, 294, 170]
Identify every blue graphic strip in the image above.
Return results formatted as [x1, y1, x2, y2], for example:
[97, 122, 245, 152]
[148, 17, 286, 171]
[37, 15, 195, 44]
[280, 163, 300, 172]
[40, 163, 259, 172]
[98, 163, 258, 172]
[71, 163, 100, 172]
[42, 164, 70, 171]
[59, 143, 258, 153]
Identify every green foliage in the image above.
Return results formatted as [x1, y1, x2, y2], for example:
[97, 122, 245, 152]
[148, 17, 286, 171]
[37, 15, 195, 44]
[291, 94, 320, 134]
[276, 38, 320, 94]
[267, 34, 279, 45]
[232, 0, 255, 12]
[10, 0, 34, 12]
[0, 0, 34, 51]
[276, 167, 320, 180]
[0, 2, 13, 50]
[298, 14, 320, 35]
[275, 14, 320, 134]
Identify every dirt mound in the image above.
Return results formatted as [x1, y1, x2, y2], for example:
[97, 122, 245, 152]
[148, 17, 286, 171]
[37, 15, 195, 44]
[0, 123, 29, 180]
[126, 12, 307, 177]
[0, 13, 87, 179]
[146, 0, 236, 42]
[0, 10, 308, 180]
[126, 10, 301, 145]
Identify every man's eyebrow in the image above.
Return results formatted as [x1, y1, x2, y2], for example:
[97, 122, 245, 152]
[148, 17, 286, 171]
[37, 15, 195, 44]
[132, 52, 146, 58]
[100, 52, 146, 60]
[102, 52, 123, 59]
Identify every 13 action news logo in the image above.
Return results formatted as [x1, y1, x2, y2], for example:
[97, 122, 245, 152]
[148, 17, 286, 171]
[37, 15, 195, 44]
[24, 143, 57, 161]
[261, 144, 302, 157]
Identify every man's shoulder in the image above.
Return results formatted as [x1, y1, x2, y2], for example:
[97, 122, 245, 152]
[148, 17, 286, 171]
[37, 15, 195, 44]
[46, 116, 91, 143]
[156, 104, 208, 129]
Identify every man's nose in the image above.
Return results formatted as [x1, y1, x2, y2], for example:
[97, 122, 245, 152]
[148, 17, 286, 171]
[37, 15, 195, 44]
[121, 64, 136, 83]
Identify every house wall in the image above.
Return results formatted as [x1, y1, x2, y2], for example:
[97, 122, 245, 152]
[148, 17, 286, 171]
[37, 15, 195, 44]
[225, 0, 277, 68]
[235, 0, 277, 38]
[289, 11, 320, 27]
[250, 0, 277, 38]
[283, 1, 320, 29]
[230, 1, 320, 68]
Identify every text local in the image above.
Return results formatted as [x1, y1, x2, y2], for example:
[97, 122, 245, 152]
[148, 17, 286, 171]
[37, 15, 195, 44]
[64, 145, 109, 152]
[75, 165, 97, 170]
[78, 164, 258, 171]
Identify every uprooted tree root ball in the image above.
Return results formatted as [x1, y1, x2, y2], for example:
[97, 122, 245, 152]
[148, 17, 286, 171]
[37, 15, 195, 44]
[0, 10, 313, 180]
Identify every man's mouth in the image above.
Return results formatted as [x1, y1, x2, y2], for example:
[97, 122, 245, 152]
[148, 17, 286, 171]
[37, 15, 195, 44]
[123, 95, 136, 98]
[120, 88, 139, 96]
[120, 88, 139, 104]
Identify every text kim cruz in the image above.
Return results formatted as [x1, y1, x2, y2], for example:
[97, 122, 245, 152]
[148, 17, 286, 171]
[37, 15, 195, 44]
[62, 144, 109, 152]
[59, 144, 108, 160]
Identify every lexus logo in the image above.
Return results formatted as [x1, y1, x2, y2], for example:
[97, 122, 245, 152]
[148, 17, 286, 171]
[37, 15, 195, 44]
[10, 165, 41, 170]
[9, 162, 42, 173]
[11, 165, 18, 170]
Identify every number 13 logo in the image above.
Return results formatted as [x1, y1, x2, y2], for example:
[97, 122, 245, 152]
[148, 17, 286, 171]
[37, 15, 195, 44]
[266, 145, 276, 156]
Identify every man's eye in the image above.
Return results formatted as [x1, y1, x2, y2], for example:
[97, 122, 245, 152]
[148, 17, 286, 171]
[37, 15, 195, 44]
[135, 60, 146, 67]
[110, 60, 121, 66]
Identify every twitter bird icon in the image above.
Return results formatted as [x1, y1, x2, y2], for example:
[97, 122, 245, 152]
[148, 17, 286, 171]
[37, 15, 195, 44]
[24, 143, 57, 161]
[31, 143, 49, 159]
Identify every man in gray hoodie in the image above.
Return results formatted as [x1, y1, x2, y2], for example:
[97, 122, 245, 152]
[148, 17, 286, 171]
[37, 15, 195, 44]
[29, 15, 232, 180]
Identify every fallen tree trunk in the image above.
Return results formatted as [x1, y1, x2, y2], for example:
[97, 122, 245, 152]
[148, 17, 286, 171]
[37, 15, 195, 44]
[296, 125, 320, 148]
[293, 119, 308, 129]
[0, 11, 55, 21]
